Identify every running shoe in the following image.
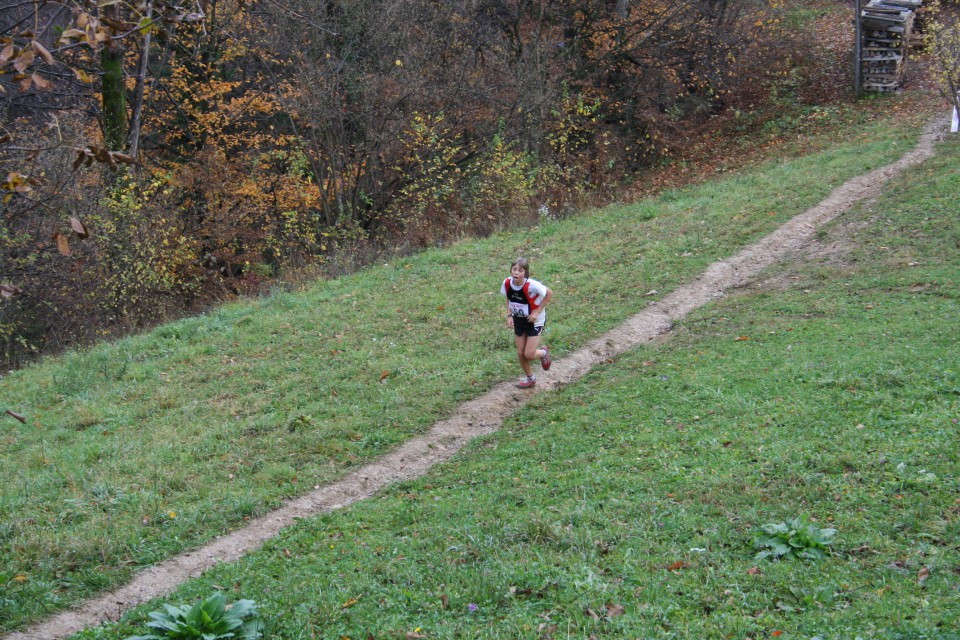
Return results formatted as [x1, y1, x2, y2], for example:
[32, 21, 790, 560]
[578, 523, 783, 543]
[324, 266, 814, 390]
[541, 346, 552, 371]
[517, 376, 536, 388]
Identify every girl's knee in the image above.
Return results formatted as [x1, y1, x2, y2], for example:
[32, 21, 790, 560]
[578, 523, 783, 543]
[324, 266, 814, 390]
[524, 347, 540, 361]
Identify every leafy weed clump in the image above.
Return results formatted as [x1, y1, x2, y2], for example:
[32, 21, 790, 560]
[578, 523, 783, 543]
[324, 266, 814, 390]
[753, 515, 836, 560]
[126, 592, 263, 640]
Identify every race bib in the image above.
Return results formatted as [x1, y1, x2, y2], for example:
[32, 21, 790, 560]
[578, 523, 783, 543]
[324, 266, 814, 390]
[508, 301, 529, 317]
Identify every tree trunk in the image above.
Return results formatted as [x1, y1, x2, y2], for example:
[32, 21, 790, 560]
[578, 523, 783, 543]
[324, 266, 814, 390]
[100, 6, 127, 151]
[128, 2, 154, 159]
[615, 0, 629, 19]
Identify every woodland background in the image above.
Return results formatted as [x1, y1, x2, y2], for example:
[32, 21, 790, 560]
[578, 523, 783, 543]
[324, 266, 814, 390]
[0, 0, 950, 369]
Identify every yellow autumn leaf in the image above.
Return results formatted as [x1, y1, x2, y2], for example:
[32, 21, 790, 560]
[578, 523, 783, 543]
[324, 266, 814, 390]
[234, 181, 262, 197]
[73, 68, 95, 83]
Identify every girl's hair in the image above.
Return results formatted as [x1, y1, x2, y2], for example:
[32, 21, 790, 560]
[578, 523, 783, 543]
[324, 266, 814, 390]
[511, 257, 530, 278]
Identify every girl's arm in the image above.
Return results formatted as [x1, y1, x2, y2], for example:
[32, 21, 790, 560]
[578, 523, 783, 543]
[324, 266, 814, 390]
[528, 287, 552, 323]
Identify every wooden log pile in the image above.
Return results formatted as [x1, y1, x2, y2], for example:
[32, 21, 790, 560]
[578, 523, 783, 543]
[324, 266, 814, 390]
[860, 0, 923, 92]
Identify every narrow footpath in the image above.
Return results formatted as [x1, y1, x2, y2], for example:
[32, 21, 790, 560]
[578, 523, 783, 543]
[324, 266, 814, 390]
[6, 117, 946, 640]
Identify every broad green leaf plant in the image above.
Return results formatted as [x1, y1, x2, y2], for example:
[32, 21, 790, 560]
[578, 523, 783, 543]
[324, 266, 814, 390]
[126, 592, 264, 640]
[753, 515, 836, 560]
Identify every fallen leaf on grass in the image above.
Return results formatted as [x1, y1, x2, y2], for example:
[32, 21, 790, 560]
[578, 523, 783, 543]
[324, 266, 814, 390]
[379, 370, 390, 382]
[605, 602, 626, 617]
[917, 567, 931, 583]
[747, 566, 761, 575]
[666, 561, 688, 571]
[735, 336, 750, 341]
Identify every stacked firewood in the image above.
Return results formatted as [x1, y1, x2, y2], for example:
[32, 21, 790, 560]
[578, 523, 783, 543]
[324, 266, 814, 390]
[860, 0, 923, 92]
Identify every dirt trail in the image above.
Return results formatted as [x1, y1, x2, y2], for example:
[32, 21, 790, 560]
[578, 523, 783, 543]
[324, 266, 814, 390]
[6, 118, 947, 640]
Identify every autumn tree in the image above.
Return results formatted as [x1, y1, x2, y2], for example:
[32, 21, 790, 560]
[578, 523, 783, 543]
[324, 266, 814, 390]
[260, 0, 535, 242]
[1, 0, 298, 364]
[925, 0, 960, 120]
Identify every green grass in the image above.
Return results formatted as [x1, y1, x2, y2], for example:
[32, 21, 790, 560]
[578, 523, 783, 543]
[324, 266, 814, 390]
[71, 133, 958, 639]
[0, 97, 951, 634]
[122, 131, 960, 638]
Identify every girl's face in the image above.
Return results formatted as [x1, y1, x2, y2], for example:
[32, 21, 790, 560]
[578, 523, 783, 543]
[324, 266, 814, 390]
[510, 264, 526, 284]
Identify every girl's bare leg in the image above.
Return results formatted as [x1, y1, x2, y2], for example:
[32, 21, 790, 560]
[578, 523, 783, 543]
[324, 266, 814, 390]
[515, 334, 533, 377]
[522, 334, 545, 365]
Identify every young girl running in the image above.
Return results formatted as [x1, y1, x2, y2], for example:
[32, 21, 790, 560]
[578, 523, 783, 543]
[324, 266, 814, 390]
[501, 257, 553, 388]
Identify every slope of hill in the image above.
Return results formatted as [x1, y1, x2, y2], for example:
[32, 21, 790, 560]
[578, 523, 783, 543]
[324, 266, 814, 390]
[2, 85, 956, 639]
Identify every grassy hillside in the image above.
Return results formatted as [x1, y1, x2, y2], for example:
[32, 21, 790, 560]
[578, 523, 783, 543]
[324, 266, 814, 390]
[1, 99, 955, 635]
[78, 121, 959, 640]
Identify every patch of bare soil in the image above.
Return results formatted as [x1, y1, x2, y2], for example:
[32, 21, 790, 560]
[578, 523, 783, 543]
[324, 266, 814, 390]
[5, 116, 949, 640]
